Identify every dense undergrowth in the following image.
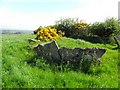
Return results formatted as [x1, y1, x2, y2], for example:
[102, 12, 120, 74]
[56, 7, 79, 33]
[2, 34, 118, 88]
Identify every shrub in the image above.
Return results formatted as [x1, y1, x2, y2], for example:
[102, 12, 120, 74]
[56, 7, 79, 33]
[70, 21, 89, 38]
[89, 17, 118, 37]
[54, 18, 77, 37]
[34, 26, 64, 41]
[54, 18, 89, 38]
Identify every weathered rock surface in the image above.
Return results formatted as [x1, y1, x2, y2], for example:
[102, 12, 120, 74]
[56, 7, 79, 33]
[58, 47, 83, 63]
[34, 41, 106, 64]
[35, 41, 61, 63]
[28, 39, 37, 43]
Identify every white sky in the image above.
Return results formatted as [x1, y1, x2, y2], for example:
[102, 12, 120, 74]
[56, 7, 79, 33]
[0, 0, 119, 30]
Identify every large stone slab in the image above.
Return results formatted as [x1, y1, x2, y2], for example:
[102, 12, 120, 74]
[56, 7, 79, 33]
[34, 41, 106, 64]
[58, 47, 106, 63]
[82, 48, 106, 63]
[35, 41, 61, 62]
[58, 47, 83, 63]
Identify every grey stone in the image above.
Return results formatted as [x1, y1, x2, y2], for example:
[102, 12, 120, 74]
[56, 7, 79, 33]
[82, 48, 106, 58]
[58, 47, 83, 63]
[35, 41, 61, 62]
[34, 41, 106, 64]
[28, 39, 37, 43]
[83, 55, 93, 62]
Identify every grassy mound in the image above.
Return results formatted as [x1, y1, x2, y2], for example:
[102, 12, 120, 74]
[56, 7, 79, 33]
[2, 34, 118, 88]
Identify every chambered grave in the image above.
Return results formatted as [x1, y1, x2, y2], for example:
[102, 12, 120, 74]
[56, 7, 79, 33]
[34, 41, 106, 65]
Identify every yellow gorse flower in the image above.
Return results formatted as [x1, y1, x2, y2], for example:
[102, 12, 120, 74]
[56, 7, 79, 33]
[35, 26, 64, 41]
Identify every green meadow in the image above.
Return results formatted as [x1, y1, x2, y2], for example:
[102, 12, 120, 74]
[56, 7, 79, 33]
[2, 34, 118, 88]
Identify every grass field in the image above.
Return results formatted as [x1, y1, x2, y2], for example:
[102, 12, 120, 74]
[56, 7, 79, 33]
[0, 35, 2, 89]
[1, 34, 119, 88]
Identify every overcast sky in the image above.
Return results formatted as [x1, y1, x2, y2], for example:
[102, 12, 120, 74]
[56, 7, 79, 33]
[0, 0, 119, 30]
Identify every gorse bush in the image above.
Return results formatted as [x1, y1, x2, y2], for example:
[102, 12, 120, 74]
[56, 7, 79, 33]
[71, 21, 89, 38]
[34, 26, 64, 41]
[54, 18, 89, 38]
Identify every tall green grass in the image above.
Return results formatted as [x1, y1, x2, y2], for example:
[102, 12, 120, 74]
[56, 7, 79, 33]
[0, 35, 2, 89]
[2, 34, 118, 88]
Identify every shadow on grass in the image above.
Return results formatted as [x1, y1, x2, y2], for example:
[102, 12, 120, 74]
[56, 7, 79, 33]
[78, 36, 109, 44]
[112, 47, 120, 50]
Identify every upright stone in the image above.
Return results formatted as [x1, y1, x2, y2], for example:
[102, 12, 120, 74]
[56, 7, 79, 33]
[35, 41, 61, 62]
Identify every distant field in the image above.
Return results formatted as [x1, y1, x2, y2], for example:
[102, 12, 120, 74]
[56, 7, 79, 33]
[2, 34, 118, 88]
[1, 30, 33, 34]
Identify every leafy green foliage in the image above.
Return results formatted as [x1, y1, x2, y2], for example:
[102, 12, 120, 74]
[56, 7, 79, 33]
[53, 17, 119, 44]
[89, 17, 119, 37]
[70, 22, 89, 38]
[54, 18, 89, 38]
[54, 18, 76, 37]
